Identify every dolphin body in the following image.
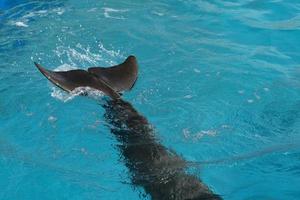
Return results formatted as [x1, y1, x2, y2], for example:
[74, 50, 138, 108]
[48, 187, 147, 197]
[35, 56, 221, 200]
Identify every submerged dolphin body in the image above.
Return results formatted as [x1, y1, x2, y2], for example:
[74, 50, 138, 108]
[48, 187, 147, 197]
[35, 56, 221, 200]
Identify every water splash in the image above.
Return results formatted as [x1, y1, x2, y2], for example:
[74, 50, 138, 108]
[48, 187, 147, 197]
[51, 86, 105, 102]
[53, 42, 123, 67]
[53, 63, 77, 71]
[49, 64, 105, 102]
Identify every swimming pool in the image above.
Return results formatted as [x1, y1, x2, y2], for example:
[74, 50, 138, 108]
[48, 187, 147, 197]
[1, 0, 300, 199]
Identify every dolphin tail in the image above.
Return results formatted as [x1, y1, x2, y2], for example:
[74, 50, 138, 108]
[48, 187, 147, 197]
[88, 55, 138, 92]
[34, 56, 138, 99]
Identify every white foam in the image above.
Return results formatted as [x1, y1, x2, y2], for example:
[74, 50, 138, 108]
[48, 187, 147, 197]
[53, 63, 77, 71]
[12, 7, 65, 29]
[183, 128, 217, 141]
[152, 11, 164, 16]
[184, 95, 193, 99]
[183, 128, 190, 139]
[54, 44, 104, 66]
[37, 10, 47, 14]
[15, 21, 28, 27]
[51, 86, 105, 102]
[23, 8, 63, 19]
[54, 41, 123, 67]
[48, 116, 57, 123]
[247, 99, 254, 103]
[221, 124, 230, 129]
[51, 87, 72, 102]
[88, 8, 97, 12]
[23, 10, 48, 18]
[193, 68, 201, 73]
[238, 90, 245, 94]
[103, 7, 128, 20]
[53, 8, 65, 15]
[199, 130, 217, 136]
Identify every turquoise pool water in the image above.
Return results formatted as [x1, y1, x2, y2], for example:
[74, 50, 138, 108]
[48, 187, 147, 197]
[1, 0, 300, 199]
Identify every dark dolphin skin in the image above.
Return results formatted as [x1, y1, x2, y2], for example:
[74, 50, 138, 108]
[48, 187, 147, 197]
[35, 56, 222, 200]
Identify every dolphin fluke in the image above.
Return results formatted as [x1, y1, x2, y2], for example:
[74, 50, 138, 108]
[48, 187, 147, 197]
[88, 55, 138, 92]
[34, 56, 138, 99]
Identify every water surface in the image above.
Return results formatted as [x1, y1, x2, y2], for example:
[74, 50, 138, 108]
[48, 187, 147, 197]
[1, 0, 300, 199]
